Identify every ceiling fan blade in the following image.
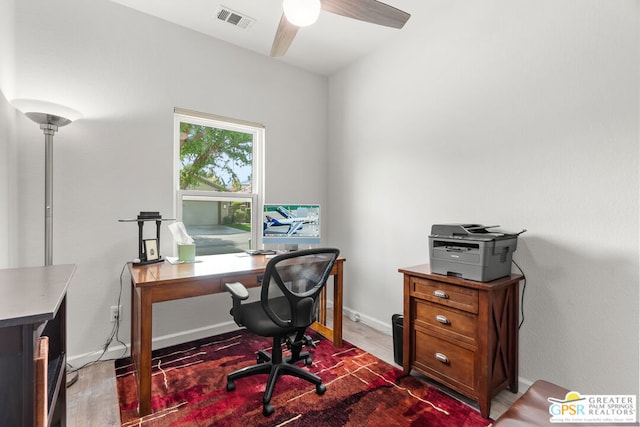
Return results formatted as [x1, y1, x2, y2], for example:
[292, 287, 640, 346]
[321, 0, 410, 29]
[270, 13, 299, 57]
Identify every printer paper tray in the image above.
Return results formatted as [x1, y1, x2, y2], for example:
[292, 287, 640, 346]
[432, 247, 480, 264]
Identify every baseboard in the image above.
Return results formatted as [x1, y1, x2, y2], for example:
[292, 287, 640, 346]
[68, 312, 531, 401]
[341, 305, 393, 336]
[67, 320, 240, 369]
[516, 377, 534, 392]
[68, 306, 396, 369]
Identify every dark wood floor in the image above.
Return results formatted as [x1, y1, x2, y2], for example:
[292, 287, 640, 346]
[66, 316, 522, 426]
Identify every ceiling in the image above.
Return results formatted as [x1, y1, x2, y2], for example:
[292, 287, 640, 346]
[110, 0, 414, 76]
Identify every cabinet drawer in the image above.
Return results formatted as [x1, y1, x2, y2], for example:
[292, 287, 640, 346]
[413, 299, 476, 344]
[411, 277, 478, 313]
[413, 329, 476, 392]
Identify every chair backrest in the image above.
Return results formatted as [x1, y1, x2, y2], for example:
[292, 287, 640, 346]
[261, 248, 340, 329]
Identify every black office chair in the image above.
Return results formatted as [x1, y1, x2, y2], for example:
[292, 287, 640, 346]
[224, 248, 340, 416]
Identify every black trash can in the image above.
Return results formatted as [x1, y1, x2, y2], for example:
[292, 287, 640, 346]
[391, 314, 403, 366]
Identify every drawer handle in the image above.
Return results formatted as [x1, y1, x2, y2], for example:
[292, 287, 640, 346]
[433, 290, 449, 299]
[435, 352, 450, 364]
[435, 314, 450, 325]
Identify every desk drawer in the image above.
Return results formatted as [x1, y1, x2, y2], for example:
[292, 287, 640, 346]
[413, 299, 476, 344]
[413, 328, 476, 393]
[224, 273, 262, 289]
[151, 278, 222, 302]
[411, 277, 478, 314]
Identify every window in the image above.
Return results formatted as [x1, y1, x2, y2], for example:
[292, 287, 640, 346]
[174, 108, 263, 255]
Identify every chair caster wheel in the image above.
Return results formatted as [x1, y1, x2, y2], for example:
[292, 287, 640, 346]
[316, 383, 326, 395]
[263, 403, 274, 416]
[226, 381, 235, 392]
[304, 357, 313, 366]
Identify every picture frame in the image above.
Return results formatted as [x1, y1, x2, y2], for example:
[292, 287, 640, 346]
[144, 238, 159, 261]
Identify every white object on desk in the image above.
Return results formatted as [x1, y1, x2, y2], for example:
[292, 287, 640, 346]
[165, 256, 202, 265]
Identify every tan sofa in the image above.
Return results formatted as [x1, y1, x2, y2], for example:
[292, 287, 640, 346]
[493, 380, 568, 426]
[494, 380, 638, 427]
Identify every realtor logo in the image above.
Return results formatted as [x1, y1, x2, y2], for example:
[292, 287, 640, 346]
[548, 391, 637, 423]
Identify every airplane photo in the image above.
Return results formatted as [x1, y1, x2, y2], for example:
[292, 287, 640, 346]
[263, 205, 319, 236]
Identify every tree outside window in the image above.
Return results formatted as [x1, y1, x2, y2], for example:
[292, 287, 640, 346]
[179, 123, 253, 193]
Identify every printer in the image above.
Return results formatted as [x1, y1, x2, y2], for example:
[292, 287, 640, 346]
[428, 224, 521, 282]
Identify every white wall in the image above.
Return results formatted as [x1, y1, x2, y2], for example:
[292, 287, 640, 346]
[0, 93, 17, 270]
[0, 0, 14, 100]
[328, 0, 639, 396]
[7, 0, 639, 400]
[12, 0, 328, 363]
[0, 0, 16, 269]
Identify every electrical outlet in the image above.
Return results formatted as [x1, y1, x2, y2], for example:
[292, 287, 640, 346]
[110, 305, 122, 322]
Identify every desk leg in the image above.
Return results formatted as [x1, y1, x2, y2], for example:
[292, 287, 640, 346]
[310, 261, 344, 347]
[318, 287, 327, 325]
[332, 262, 343, 347]
[132, 284, 153, 416]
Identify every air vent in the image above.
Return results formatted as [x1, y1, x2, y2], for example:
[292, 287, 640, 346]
[217, 6, 254, 29]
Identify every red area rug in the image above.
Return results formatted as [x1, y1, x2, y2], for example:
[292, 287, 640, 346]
[116, 329, 491, 426]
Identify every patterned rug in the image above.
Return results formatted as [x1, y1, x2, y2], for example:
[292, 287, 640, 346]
[115, 329, 492, 427]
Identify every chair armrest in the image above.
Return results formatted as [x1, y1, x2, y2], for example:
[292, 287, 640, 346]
[225, 281, 249, 327]
[224, 281, 249, 300]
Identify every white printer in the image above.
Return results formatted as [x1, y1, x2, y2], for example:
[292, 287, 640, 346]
[428, 224, 522, 282]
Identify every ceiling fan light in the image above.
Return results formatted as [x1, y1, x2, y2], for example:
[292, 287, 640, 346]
[282, 0, 321, 27]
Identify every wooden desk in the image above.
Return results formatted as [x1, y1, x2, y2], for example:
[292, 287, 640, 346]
[129, 253, 345, 416]
[399, 264, 521, 418]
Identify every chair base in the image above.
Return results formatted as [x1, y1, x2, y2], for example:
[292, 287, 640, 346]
[226, 335, 326, 416]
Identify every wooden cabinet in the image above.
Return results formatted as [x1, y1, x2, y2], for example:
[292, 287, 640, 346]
[399, 264, 521, 418]
[0, 264, 75, 427]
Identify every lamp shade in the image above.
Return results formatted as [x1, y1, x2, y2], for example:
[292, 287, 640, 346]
[11, 99, 82, 123]
[283, 0, 321, 27]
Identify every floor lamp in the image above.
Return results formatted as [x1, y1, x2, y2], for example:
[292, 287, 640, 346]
[12, 99, 80, 266]
[13, 99, 80, 388]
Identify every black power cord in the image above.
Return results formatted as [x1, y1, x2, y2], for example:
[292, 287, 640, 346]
[67, 263, 130, 382]
[512, 259, 527, 329]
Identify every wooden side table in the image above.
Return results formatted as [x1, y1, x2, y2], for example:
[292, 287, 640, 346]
[399, 264, 522, 418]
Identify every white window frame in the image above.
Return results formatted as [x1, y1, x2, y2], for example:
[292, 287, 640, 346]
[173, 108, 264, 253]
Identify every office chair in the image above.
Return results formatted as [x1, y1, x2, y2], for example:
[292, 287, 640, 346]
[224, 248, 340, 416]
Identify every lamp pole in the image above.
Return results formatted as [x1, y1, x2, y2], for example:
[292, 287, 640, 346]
[25, 113, 72, 265]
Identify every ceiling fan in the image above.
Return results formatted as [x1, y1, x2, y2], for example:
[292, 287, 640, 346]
[270, 0, 411, 57]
